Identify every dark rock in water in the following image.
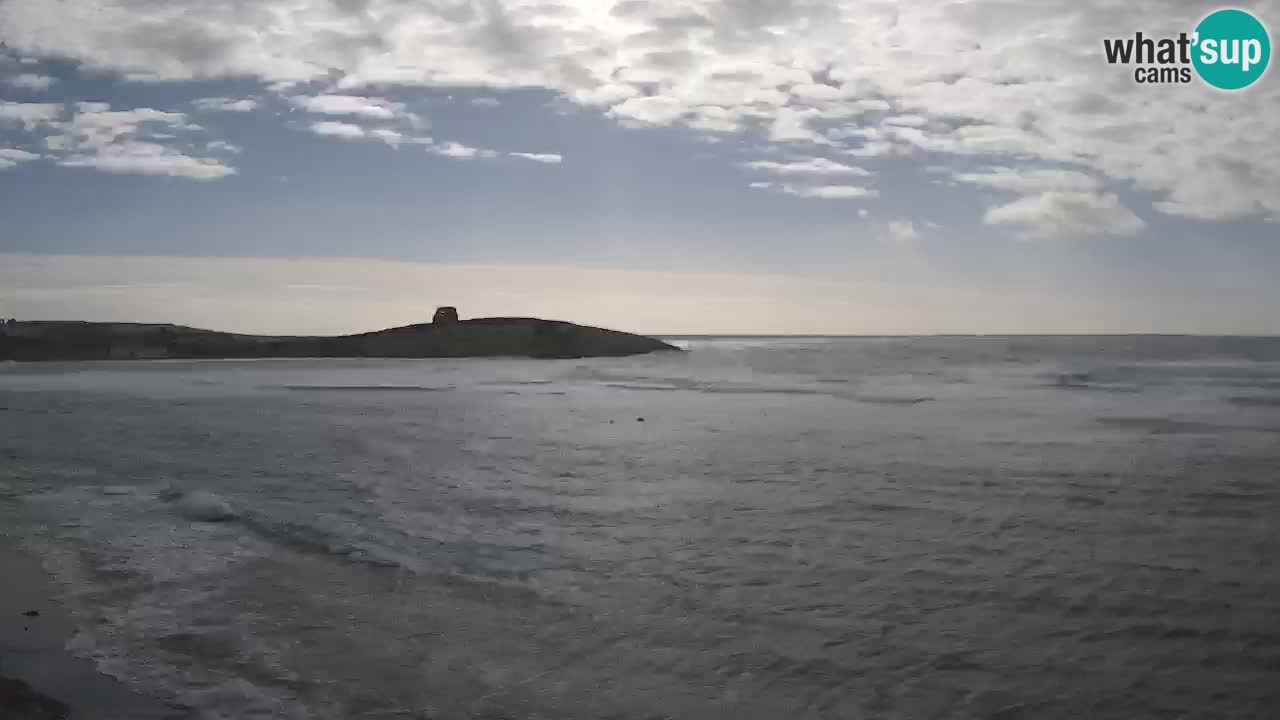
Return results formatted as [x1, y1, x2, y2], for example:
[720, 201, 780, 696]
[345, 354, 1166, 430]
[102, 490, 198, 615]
[22, 609, 38, 617]
[0, 675, 69, 719]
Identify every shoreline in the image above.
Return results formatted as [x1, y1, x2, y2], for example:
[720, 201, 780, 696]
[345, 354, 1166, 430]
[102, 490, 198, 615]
[0, 539, 182, 719]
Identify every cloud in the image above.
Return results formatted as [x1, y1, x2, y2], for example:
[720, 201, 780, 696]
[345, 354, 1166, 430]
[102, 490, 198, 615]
[291, 94, 419, 125]
[984, 192, 1145, 239]
[887, 221, 918, 242]
[51, 107, 200, 150]
[0, 147, 40, 170]
[308, 120, 368, 140]
[0, 0, 1278, 223]
[755, 183, 877, 200]
[29, 103, 237, 180]
[429, 141, 499, 160]
[193, 97, 258, 112]
[607, 96, 687, 127]
[292, 94, 429, 149]
[205, 140, 241, 154]
[305, 120, 425, 148]
[685, 106, 743, 133]
[786, 185, 874, 200]
[954, 167, 1102, 194]
[370, 128, 404, 147]
[768, 108, 833, 145]
[510, 152, 562, 164]
[883, 115, 928, 128]
[744, 157, 869, 177]
[4, 73, 56, 90]
[58, 141, 234, 180]
[0, 101, 62, 129]
[953, 166, 1120, 236]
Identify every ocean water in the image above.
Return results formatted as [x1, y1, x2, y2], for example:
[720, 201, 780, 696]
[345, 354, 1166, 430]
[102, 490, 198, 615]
[2, 336, 1280, 719]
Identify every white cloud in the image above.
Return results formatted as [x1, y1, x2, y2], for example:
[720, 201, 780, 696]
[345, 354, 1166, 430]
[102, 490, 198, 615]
[607, 96, 687, 127]
[510, 152, 561, 164]
[30, 103, 236, 180]
[369, 128, 404, 147]
[205, 140, 241, 154]
[790, 83, 845, 102]
[984, 192, 1145, 239]
[305, 121, 425, 148]
[4, 73, 56, 90]
[841, 140, 901, 158]
[887, 221, 919, 242]
[307, 121, 367, 140]
[52, 107, 198, 150]
[768, 108, 833, 145]
[744, 158, 869, 177]
[0, 147, 40, 169]
[430, 141, 499, 160]
[193, 97, 258, 112]
[780, 184, 877, 200]
[686, 106, 743, 133]
[292, 95, 427, 149]
[571, 83, 640, 108]
[291, 94, 414, 123]
[0, 101, 62, 129]
[750, 180, 875, 199]
[0, 0, 1278, 223]
[883, 115, 928, 128]
[58, 141, 234, 180]
[954, 167, 1102, 195]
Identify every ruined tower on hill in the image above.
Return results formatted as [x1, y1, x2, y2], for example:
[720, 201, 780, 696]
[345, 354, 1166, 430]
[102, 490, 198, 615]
[432, 306, 459, 324]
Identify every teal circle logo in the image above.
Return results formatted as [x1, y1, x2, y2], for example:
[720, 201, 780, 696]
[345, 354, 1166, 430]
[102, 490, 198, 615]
[1192, 8, 1271, 90]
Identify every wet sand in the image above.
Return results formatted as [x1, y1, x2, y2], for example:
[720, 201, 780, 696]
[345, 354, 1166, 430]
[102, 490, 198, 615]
[0, 539, 182, 720]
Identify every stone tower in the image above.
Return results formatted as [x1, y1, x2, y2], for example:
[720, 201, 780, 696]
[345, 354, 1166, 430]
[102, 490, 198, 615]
[432, 306, 459, 324]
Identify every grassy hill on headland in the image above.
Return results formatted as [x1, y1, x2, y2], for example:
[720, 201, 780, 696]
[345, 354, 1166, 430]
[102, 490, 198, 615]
[0, 317, 679, 361]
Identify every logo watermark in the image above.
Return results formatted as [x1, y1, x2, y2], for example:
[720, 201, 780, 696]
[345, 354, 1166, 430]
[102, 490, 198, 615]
[1102, 8, 1271, 89]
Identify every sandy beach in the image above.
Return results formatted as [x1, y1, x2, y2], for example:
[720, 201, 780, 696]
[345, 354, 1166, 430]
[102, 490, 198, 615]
[0, 539, 182, 720]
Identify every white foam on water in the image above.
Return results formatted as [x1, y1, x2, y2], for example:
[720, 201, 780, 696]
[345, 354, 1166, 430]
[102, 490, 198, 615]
[175, 490, 239, 522]
[11, 484, 330, 719]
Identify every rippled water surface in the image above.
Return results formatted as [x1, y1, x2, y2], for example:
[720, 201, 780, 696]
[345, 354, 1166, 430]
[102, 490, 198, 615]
[3, 336, 1280, 719]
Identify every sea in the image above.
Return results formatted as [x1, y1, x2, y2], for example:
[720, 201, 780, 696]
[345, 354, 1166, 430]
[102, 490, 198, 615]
[2, 336, 1279, 720]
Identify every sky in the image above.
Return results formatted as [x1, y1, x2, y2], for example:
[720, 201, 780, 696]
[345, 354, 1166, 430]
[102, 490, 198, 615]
[1, 0, 1278, 335]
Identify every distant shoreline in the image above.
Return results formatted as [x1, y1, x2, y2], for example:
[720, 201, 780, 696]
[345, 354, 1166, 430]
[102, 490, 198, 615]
[0, 317, 680, 362]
